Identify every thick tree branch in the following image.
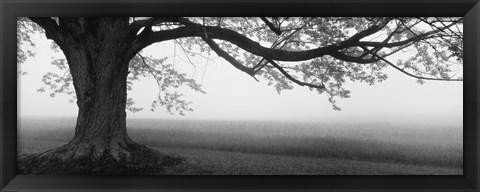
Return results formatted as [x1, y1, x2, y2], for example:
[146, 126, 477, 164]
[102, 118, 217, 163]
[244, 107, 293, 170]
[253, 28, 303, 73]
[361, 20, 405, 58]
[129, 17, 461, 85]
[347, 18, 393, 42]
[132, 18, 395, 62]
[330, 51, 381, 64]
[129, 18, 155, 35]
[201, 36, 257, 80]
[28, 17, 64, 46]
[260, 17, 282, 36]
[128, 17, 181, 36]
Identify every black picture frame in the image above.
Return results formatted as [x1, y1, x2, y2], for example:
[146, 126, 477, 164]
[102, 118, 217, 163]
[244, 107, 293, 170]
[1, 0, 479, 191]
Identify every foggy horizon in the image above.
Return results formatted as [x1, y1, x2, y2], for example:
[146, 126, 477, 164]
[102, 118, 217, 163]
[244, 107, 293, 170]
[19, 114, 462, 127]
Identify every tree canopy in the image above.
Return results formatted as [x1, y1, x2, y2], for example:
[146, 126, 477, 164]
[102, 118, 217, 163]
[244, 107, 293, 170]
[16, 16, 464, 175]
[18, 17, 463, 112]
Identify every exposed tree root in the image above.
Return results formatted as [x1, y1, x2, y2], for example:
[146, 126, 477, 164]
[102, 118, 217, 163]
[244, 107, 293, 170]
[18, 142, 184, 175]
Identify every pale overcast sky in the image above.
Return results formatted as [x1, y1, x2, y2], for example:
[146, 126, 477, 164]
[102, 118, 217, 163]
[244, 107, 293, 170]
[18, 27, 463, 125]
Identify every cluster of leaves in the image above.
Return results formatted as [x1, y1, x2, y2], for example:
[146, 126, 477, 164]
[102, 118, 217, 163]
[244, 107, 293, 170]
[171, 17, 424, 110]
[20, 17, 463, 112]
[394, 18, 463, 83]
[34, 52, 205, 115]
[17, 17, 43, 76]
[128, 54, 206, 115]
[34, 52, 78, 103]
[27, 17, 207, 115]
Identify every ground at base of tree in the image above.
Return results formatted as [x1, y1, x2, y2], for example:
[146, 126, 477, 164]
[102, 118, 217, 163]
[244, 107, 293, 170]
[18, 140, 462, 175]
[18, 143, 184, 175]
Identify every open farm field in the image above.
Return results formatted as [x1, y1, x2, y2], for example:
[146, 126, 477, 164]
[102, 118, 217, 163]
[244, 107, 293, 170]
[18, 117, 463, 175]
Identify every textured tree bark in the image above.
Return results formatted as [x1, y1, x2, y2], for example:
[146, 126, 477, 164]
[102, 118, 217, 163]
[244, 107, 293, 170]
[64, 49, 135, 160]
[18, 17, 182, 175]
[62, 17, 135, 160]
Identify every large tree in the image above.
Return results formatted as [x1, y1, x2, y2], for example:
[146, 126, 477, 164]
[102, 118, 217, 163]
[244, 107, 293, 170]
[17, 17, 463, 174]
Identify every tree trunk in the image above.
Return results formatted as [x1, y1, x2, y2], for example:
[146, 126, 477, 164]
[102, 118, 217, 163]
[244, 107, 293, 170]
[64, 46, 135, 160]
[18, 17, 182, 175]
[60, 17, 135, 160]
[67, 43, 133, 160]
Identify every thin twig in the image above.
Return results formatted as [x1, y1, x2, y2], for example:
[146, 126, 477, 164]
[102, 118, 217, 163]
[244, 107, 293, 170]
[372, 52, 462, 81]
[264, 58, 325, 89]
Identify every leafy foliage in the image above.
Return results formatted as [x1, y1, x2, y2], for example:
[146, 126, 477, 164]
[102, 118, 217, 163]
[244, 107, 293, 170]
[34, 52, 205, 115]
[170, 17, 461, 110]
[17, 18, 42, 76]
[128, 54, 205, 115]
[18, 17, 463, 112]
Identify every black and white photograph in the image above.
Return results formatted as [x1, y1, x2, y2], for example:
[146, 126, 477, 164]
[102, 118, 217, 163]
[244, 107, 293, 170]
[17, 17, 463, 175]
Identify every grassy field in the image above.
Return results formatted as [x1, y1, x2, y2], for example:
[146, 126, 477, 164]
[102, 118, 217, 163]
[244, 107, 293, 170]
[17, 117, 463, 175]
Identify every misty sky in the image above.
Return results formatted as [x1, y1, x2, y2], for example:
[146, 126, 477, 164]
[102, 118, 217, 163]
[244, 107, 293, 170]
[18, 28, 463, 125]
